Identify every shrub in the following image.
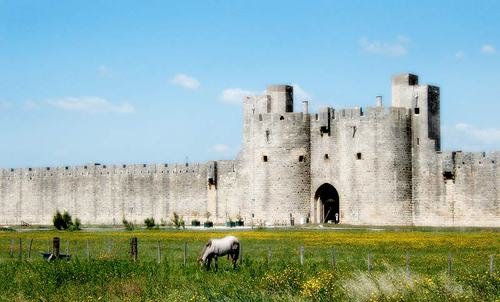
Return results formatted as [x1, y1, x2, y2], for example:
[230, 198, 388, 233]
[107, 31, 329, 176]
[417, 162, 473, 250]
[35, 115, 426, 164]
[144, 217, 156, 230]
[53, 210, 80, 230]
[122, 218, 135, 231]
[171, 212, 185, 229]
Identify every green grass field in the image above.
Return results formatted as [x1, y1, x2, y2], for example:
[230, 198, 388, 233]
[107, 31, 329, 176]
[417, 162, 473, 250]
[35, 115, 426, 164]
[0, 227, 498, 301]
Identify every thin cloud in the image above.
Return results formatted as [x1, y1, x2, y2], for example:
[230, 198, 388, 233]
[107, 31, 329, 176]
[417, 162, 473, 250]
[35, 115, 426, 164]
[481, 44, 496, 55]
[48, 97, 135, 114]
[211, 144, 230, 153]
[23, 100, 40, 110]
[291, 84, 311, 102]
[0, 100, 11, 109]
[170, 74, 200, 90]
[454, 123, 500, 144]
[97, 65, 113, 78]
[359, 36, 409, 57]
[220, 88, 256, 104]
[454, 51, 465, 60]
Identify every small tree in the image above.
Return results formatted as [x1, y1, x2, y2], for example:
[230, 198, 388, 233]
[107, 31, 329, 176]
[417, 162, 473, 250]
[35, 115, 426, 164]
[144, 217, 156, 230]
[122, 218, 135, 231]
[53, 210, 81, 230]
[171, 212, 185, 229]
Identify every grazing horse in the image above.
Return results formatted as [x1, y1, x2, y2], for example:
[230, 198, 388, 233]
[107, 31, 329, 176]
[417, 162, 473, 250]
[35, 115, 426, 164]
[198, 235, 240, 270]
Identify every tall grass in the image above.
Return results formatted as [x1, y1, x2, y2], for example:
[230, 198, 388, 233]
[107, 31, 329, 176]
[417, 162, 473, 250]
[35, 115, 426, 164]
[0, 228, 498, 301]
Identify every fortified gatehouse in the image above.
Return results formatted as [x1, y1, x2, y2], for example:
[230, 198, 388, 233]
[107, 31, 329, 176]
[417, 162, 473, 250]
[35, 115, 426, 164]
[0, 74, 498, 227]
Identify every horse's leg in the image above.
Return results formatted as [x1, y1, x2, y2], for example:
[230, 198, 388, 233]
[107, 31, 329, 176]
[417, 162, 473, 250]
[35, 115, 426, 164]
[206, 257, 211, 271]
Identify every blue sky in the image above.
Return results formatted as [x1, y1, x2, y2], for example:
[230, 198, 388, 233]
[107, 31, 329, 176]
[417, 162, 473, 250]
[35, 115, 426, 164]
[1, 0, 499, 168]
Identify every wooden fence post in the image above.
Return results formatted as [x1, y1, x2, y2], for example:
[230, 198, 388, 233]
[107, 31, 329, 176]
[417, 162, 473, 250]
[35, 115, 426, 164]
[86, 240, 90, 260]
[299, 246, 304, 265]
[490, 255, 495, 276]
[9, 239, 14, 257]
[157, 241, 161, 264]
[28, 238, 33, 261]
[183, 242, 187, 266]
[130, 237, 138, 261]
[239, 245, 243, 264]
[53, 237, 60, 258]
[447, 253, 452, 276]
[18, 238, 22, 261]
[406, 252, 410, 279]
[368, 252, 372, 273]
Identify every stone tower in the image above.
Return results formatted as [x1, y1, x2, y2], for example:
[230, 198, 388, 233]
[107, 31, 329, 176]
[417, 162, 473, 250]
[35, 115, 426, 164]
[240, 85, 311, 224]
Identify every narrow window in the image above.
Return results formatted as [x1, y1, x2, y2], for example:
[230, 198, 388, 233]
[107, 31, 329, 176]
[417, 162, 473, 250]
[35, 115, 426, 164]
[263, 155, 268, 162]
[84, 166, 88, 169]
[265, 129, 270, 142]
[416, 138, 420, 145]
[352, 126, 357, 138]
[324, 154, 329, 160]
[143, 164, 147, 167]
[414, 108, 420, 115]
[65, 166, 69, 170]
[299, 155, 304, 162]
[123, 164, 127, 168]
[259, 114, 263, 121]
[103, 165, 107, 169]
[46, 167, 50, 171]
[28, 168, 32, 171]
[356, 153, 362, 160]
[10, 168, 14, 172]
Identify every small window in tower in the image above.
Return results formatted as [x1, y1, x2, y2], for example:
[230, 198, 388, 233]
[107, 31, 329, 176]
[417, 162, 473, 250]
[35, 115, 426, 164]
[299, 155, 304, 162]
[417, 138, 420, 145]
[65, 166, 69, 170]
[265, 129, 270, 142]
[324, 154, 329, 160]
[263, 155, 268, 162]
[356, 153, 362, 160]
[259, 114, 263, 121]
[280, 116, 284, 120]
[123, 164, 127, 168]
[414, 108, 420, 115]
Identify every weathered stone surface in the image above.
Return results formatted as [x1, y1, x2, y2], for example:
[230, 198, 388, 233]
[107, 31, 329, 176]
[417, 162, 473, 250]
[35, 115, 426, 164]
[0, 74, 498, 227]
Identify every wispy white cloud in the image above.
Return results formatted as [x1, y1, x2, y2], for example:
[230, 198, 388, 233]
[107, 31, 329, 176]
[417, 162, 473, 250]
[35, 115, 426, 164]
[454, 51, 465, 60]
[454, 123, 500, 144]
[220, 88, 256, 104]
[23, 100, 40, 110]
[97, 65, 113, 78]
[47, 97, 135, 114]
[170, 74, 200, 90]
[211, 144, 230, 153]
[481, 44, 496, 55]
[359, 36, 409, 57]
[0, 100, 11, 109]
[291, 84, 311, 102]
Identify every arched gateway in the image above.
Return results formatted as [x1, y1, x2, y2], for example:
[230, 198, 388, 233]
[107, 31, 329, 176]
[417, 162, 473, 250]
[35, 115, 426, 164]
[314, 184, 340, 224]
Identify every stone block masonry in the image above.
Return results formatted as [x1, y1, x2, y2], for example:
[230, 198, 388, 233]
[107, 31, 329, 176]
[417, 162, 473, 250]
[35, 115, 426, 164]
[0, 74, 498, 227]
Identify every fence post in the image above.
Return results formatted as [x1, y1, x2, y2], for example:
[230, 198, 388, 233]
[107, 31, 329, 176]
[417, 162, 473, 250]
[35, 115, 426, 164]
[490, 255, 495, 276]
[447, 253, 452, 276]
[53, 237, 60, 258]
[86, 240, 90, 260]
[239, 245, 243, 264]
[299, 246, 304, 265]
[18, 238, 22, 261]
[183, 242, 187, 266]
[157, 241, 161, 264]
[368, 252, 372, 273]
[130, 237, 138, 261]
[28, 238, 33, 261]
[406, 252, 410, 279]
[9, 239, 14, 257]
[331, 248, 336, 267]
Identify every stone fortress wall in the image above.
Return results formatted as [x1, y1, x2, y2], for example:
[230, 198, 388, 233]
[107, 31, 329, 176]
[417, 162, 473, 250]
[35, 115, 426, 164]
[0, 74, 498, 227]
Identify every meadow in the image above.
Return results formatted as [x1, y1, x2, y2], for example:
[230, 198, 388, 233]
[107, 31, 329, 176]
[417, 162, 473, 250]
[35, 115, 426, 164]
[0, 227, 498, 301]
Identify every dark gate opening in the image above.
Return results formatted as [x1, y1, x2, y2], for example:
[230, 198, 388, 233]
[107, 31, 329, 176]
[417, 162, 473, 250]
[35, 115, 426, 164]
[314, 183, 340, 224]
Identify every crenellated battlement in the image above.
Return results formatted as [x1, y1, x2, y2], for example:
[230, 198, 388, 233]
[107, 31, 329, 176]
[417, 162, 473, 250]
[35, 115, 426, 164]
[311, 106, 411, 122]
